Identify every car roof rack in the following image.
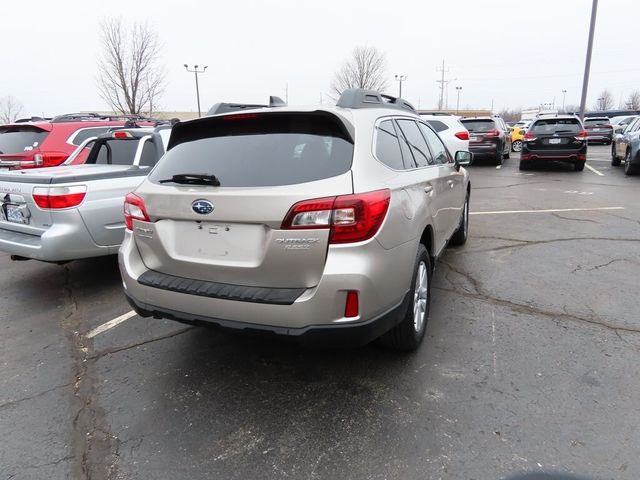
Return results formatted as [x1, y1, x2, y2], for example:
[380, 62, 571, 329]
[13, 116, 51, 123]
[336, 89, 416, 113]
[50, 112, 163, 123]
[206, 96, 288, 116]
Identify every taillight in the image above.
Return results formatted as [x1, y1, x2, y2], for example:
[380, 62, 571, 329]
[281, 189, 391, 244]
[575, 130, 588, 141]
[124, 192, 150, 230]
[33, 186, 87, 209]
[484, 128, 501, 137]
[455, 131, 469, 140]
[34, 152, 69, 167]
[524, 131, 537, 142]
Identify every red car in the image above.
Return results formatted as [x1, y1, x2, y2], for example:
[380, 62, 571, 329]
[0, 113, 154, 169]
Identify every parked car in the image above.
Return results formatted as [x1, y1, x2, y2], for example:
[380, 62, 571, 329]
[120, 89, 472, 350]
[510, 126, 526, 152]
[611, 116, 640, 166]
[520, 115, 587, 171]
[0, 126, 170, 262]
[460, 115, 511, 165]
[418, 113, 469, 156]
[609, 114, 638, 133]
[0, 112, 154, 170]
[583, 117, 613, 144]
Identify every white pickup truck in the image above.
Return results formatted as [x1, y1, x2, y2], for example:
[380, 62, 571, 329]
[0, 126, 170, 262]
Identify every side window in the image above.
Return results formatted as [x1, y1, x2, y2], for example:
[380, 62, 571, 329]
[419, 122, 451, 165]
[396, 119, 433, 167]
[374, 119, 404, 170]
[424, 120, 448, 133]
[139, 141, 159, 167]
[632, 119, 640, 132]
[95, 143, 109, 164]
[70, 127, 111, 146]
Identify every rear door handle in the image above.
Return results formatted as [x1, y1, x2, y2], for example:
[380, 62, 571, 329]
[424, 186, 433, 194]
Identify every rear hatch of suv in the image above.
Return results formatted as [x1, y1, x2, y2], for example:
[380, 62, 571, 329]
[0, 124, 51, 166]
[460, 119, 499, 145]
[132, 111, 356, 289]
[525, 118, 585, 151]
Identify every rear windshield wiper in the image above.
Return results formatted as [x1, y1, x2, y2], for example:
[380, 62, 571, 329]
[158, 174, 221, 186]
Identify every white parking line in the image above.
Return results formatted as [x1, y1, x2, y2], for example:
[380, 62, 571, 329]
[86, 310, 137, 338]
[585, 163, 605, 176]
[470, 206, 624, 215]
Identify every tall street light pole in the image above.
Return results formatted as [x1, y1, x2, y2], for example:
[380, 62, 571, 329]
[455, 86, 462, 114]
[579, 0, 598, 121]
[395, 75, 407, 98]
[562, 89, 567, 112]
[184, 64, 208, 117]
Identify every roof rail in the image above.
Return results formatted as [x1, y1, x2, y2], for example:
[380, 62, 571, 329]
[14, 116, 50, 123]
[50, 112, 162, 123]
[206, 96, 288, 116]
[336, 89, 416, 113]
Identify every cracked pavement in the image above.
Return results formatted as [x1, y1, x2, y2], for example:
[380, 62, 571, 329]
[1, 145, 639, 479]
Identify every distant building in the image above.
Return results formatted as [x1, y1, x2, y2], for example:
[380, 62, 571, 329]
[417, 109, 491, 118]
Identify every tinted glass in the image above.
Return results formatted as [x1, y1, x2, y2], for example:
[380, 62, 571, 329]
[418, 122, 450, 165]
[585, 118, 610, 125]
[139, 141, 159, 167]
[424, 120, 448, 132]
[531, 119, 581, 134]
[94, 139, 140, 165]
[460, 120, 496, 132]
[151, 114, 353, 187]
[375, 120, 404, 170]
[396, 119, 433, 167]
[0, 127, 49, 154]
[71, 127, 111, 146]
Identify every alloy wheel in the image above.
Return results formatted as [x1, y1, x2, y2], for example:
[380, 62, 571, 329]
[413, 261, 428, 333]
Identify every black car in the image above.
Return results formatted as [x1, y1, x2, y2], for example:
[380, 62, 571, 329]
[460, 116, 511, 165]
[584, 117, 613, 144]
[520, 116, 587, 171]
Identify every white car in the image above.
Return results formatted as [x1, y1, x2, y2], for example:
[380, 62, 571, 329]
[419, 113, 469, 156]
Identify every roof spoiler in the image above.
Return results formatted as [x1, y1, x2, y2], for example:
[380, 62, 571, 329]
[336, 89, 416, 113]
[206, 96, 288, 116]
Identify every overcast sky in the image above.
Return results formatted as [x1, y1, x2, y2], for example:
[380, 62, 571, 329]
[2, 0, 638, 116]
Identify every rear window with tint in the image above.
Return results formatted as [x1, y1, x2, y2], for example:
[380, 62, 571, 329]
[531, 119, 581, 134]
[151, 113, 354, 187]
[585, 118, 609, 125]
[0, 127, 49, 154]
[460, 120, 496, 132]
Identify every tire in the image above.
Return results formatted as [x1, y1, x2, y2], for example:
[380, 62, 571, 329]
[379, 244, 431, 351]
[512, 140, 523, 152]
[450, 193, 469, 246]
[574, 162, 585, 172]
[624, 149, 639, 176]
[611, 143, 621, 166]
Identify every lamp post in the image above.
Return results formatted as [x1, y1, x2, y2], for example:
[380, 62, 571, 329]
[184, 64, 208, 117]
[562, 90, 567, 112]
[455, 86, 462, 114]
[579, 0, 598, 121]
[395, 75, 407, 98]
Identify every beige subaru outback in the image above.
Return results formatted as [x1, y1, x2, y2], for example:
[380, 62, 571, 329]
[119, 89, 472, 350]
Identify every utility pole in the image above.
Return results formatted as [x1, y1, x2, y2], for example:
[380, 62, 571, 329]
[491, 98, 494, 113]
[395, 75, 407, 98]
[455, 86, 462, 114]
[579, 0, 598, 120]
[184, 64, 208, 117]
[436, 60, 449, 110]
[562, 89, 567, 112]
[285, 83, 289, 104]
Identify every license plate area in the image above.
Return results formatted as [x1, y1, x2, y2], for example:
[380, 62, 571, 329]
[469, 136, 478, 142]
[548, 138, 562, 145]
[1, 203, 30, 224]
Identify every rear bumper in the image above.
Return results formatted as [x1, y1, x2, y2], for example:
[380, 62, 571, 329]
[521, 146, 587, 163]
[0, 220, 117, 262]
[119, 230, 416, 341]
[586, 133, 612, 143]
[468, 141, 500, 157]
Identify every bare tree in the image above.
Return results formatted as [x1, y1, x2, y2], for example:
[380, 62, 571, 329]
[625, 90, 640, 110]
[330, 46, 389, 100]
[0, 96, 24, 124]
[498, 108, 521, 123]
[594, 89, 614, 110]
[97, 18, 165, 116]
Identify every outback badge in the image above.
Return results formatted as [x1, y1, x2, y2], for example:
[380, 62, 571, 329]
[191, 199, 214, 215]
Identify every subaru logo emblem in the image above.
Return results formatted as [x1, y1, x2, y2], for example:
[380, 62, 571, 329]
[191, 199, 214, 215]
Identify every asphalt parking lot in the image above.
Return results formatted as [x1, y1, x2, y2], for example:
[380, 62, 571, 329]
[1, 145, 639, 480]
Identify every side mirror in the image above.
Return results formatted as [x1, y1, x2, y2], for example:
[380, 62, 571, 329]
[455, 150, 473, 168]
[615, 127, 623, 134]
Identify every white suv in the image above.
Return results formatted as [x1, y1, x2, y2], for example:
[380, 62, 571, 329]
[419, 113, 470, 156]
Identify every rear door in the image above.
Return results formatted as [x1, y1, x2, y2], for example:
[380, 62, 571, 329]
[461, 119, 498, 148]
[133, 111, 355, 289]
[527, 118, 583, 151]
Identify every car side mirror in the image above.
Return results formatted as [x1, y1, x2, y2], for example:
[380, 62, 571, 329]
[615, 127, 623, 134]
[455, 151, 473, 168]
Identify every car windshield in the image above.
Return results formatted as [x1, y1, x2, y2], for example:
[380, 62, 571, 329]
[460, 120, 495, 132]
[531, 119, 581, 134]
[0, 126, 49, 154]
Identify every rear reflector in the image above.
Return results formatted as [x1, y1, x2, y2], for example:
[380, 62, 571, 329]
[344, 291, 359, 318]
[33, 185, 87, 209]
[455, 131, 469, 140]
[124, 192, 150, 230]
[282, 189, 391, 244]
